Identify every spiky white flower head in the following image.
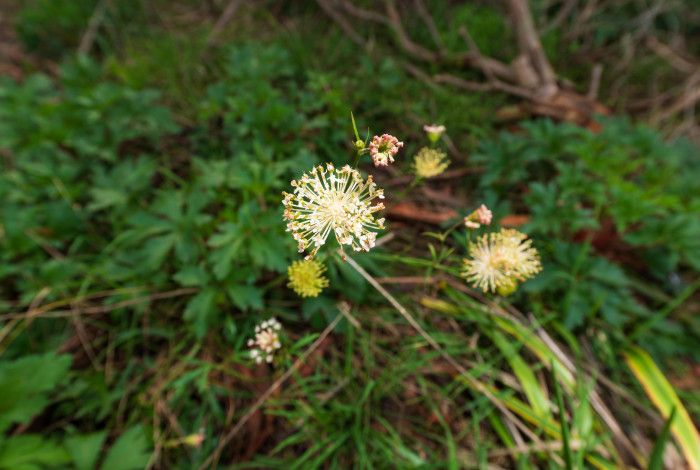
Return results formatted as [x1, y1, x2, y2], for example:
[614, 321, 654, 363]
[461, 228, 541, 294]
[287, 259, 329, 297]
[282, 163, 386, 258]
[369, 134, 403, 167]
[412, 147, 450, 178]
[464, 204, 493, 229]
[248, 318, 282, 364]
[423, 124, 446, 143]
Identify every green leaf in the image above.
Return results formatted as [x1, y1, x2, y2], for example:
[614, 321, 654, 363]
[350, 111, 360, 142]
[625, 346, 700, 470]
[208, 223, 243, 280]
[226, 284, 263, 310]
[173, 265, 209, 287]
[0, 435, 71, 470]
[142, 234, 176, 271]
[553, 365, 573, 470]
[491, 331, 551, 419]
[88, 188, 128, 212]
[101, 425, 151, 470]
[184, 288, 218, 338]
[65, 431, 107, 470]
[0, 353, 72, 433]
[648, 407, 676, 470]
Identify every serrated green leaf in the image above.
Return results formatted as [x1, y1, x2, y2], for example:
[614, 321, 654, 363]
[0, 353, 72, 433]
[173, 265, 209, 287]
[100, 425, 151, 470]
[65, 431, 107, 470]
[0, 435, 70, 470]
[184, 289, 218, 338]
[226, 284, 263, 310]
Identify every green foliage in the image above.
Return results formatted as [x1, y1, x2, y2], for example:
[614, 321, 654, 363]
[475, 118, 700, 354]
[100, 425, 151, 470]
[64, 432, 107, 470]
[15, 0, 95, 58]
[0, 435, 71, 470]
[0, 353, 72, 433]
[0, 353, 153, 470]
[4, 4, 700, 466]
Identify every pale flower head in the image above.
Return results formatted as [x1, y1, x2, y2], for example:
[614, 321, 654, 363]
[287, 259, 329, 298]
[412, 147, 450, 178]
[248, 318, 283, 364]
[464, 204, 493, 229]
[423, 124, 446, 143]
[461, 228, 541, 294]
[282, 163, 386, 258]
[369, 134, 403, 167]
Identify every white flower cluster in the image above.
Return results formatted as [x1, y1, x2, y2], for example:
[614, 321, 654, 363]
[462, 228, 541, 294]
[248, 318, 282, 364]
[282, 163, 386, 258]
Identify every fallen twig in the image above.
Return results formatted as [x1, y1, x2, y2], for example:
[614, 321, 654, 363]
[78, 0, 109, 55]
[197, 314, 343, 470]
[206, 0, 244, 47]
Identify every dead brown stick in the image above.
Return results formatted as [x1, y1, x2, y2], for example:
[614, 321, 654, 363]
[508, 0, 558, 96]
[657, 76, 700, 121]
[316, 0, 365, 47]
[376, 276, 436, 284]
[0, 288, 197, 321]
[206, 0, 244, 47]
[587, 63, 603, 100]
[197, 314, 343, 470]
[384, 168, 479, 186]
[646, 36, 696, 74]
[78, 0, 109, 55]
[343, 255, 558, 464]
[413, 0, 444, 52]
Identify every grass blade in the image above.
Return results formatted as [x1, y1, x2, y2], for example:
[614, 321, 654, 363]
[553, 364, 574, 470]
[491, 331, 551, 419]
[648, 407, 676, 470]
[625, 346, 700, 470]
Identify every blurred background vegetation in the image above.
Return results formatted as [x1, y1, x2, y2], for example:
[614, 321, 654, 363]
[0, 0, 699, 468]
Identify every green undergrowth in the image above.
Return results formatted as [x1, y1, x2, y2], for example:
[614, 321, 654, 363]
[2, 4, 700, 468]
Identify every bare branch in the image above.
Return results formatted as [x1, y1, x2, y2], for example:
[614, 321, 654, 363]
[316, 0, 365, 47]
[587, 63, 603, 100]
[542, 0, 578, 34]
[78, 0, 109, 55]
[206, 0, 244, 47]
[383, 0, 437, 62]
[198, 314, 344, 470]
[646, 36, 696, 74]
[413, 0, 445, 52]
[508, 0, 558, 95]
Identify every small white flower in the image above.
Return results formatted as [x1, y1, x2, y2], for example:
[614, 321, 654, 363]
[248, 318, 283, 364]
[462, 228, 541, 294]
[423, 124, 446, 143]
[282, 163, 386, 258]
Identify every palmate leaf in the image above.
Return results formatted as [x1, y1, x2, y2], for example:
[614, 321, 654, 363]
[0, 353, 72, 433]
[184, 288, 219, 339]
[625, 346, 700, 470]
[100, 425, 151, 470]
[0, 435, 70, 470]
[64, 431, 107, 470]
